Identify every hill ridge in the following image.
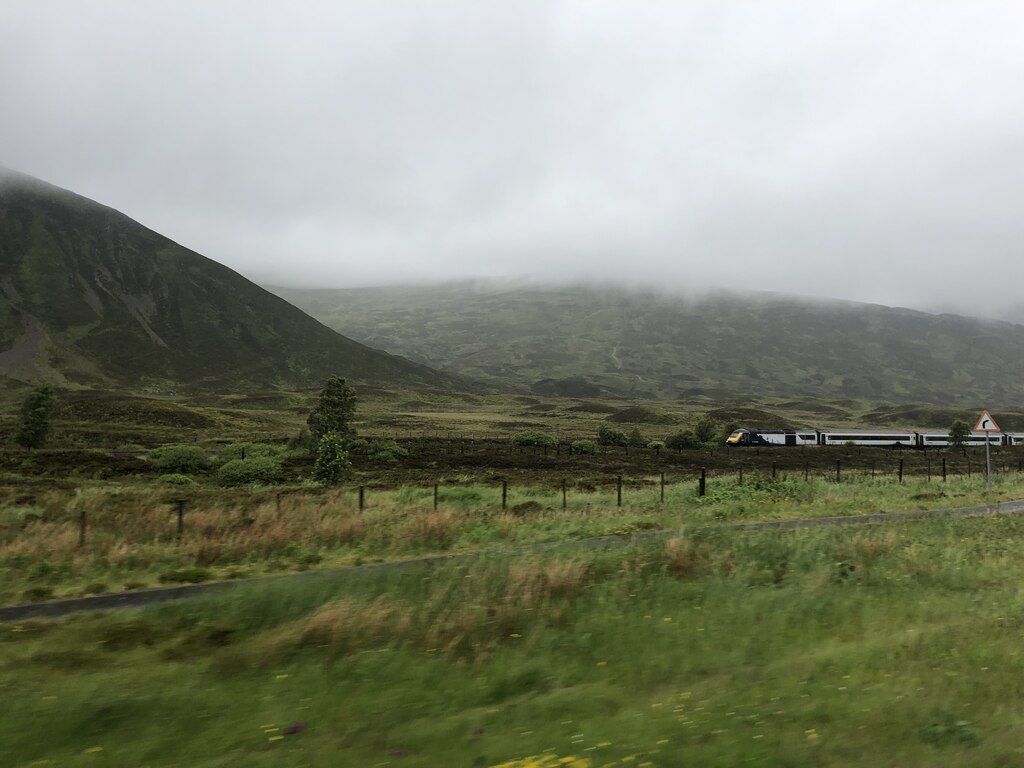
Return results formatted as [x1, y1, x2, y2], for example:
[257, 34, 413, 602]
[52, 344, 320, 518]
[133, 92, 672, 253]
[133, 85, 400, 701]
[272, 281, 1024, 406]
[0, 168, 456, 392]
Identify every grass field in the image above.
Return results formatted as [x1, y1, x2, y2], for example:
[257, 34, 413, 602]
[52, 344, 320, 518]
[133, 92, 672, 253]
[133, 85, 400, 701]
[4, 388, 1024, 766]
[4, 473, 1024, 606]
[4, 515, 1024, 767]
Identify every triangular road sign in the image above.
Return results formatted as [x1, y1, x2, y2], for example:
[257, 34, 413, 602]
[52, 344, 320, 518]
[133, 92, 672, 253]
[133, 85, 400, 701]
[973, 410, 1001, 432]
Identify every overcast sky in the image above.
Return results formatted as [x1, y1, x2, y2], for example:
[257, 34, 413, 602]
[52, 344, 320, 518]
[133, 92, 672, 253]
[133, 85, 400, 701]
[3, 1, 1024, 318]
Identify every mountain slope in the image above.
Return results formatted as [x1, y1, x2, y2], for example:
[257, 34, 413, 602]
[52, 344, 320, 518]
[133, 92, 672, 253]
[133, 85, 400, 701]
[0, 169, 455, 391]
[273, 281, 1024, 406]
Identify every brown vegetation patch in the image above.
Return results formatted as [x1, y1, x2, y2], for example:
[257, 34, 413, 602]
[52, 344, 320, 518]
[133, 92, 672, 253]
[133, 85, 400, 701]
[606, 406, 678, 424]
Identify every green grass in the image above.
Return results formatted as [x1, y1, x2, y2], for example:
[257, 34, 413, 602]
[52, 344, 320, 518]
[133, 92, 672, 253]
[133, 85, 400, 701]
[4, 517, 1024, 766]
[4, 472, 1024, 606]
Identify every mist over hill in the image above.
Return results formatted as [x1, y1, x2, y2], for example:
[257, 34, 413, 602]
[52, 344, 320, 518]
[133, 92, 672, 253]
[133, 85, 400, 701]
[0, 169, 455, 392]
[274, 281, 1024, 407]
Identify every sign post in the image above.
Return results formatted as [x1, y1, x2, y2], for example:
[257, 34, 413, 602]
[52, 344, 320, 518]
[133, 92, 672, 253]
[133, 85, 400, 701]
[973, 410, 1001, 494]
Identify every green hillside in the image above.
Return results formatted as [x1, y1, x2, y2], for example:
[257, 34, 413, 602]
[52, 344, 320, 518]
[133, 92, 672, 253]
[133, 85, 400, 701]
[273, 282, 1024, 406]
[0, 169, 455, 392]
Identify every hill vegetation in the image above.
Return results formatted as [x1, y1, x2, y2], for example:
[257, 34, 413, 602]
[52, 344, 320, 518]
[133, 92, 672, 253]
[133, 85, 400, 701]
[274, 282, 1024, 406]
[0, 168, 455, 392]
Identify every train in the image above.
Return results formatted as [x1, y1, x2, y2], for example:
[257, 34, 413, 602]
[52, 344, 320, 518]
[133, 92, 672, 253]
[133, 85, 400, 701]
[725, 428, 1024, 448]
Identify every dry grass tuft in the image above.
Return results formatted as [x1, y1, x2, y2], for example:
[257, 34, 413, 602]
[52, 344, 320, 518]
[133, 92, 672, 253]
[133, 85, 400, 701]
[664, 536, 702, 578]
[396, 509, 464, 549]
[262, 596, 412, 660]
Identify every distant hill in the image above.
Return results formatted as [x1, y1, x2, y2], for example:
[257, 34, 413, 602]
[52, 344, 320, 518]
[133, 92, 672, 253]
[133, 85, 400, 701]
[0, 169, 456, 391]
[273, 281, 1024, 406]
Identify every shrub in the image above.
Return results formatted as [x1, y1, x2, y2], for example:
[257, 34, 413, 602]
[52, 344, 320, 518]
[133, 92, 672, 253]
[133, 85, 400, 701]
[287, 427, 317, 451]
[647, 440, 666, 450]
[15, 386, 55, 449]
[217, 457, 282, 486]
[368, 439, 408, 464]
[694, 415, 719, 443]
[627, 427, 646, 447]
[665, 430, 700, 450]
[512, 430, 557, 449]
[313, 433, 351, 486]
[219, 442, 284, 462]
[597, 425, 627, 446]
[158, 473, 197, 486]
[348, 438, 409, 465]
[150, 444, 210, 473]
[571, 439, 598, 455]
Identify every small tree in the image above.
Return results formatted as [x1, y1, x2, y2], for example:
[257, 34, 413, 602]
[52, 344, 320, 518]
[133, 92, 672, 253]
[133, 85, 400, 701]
[694, 415, 719, 444]
[512, 430, 557, 449]
[597, 424, 628, 446]
[15, 386, 55, 449]
[665, 430, 700, 450]
[150, 444, 210, 473]
[313, 432, 351, 486]
[627, 427, 646, 447]
[307, 377, 358, 441]
[949, 420, 970, 450]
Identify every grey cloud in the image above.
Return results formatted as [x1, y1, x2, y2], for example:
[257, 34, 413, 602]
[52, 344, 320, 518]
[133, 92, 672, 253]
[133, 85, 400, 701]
[3, 0, 1024, 317]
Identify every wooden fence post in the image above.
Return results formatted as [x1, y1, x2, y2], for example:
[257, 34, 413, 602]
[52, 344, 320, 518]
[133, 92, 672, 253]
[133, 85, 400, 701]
[562, 478, 567, 510]
[738, 466, 744, 486]
[942, 457, 947, 482]
[502, 480, 507, 511]
[433, 483, 439, 511]
[176, 499, 187, 543]
[359, 486, 365, 511]
[617, 475, 622, 507]
[898, 459, 904, 483]
[78, 507, 87, 548]
[835, 460, 841, 483]
[698, 468, 706, 497]
[660, 471, 666, 502]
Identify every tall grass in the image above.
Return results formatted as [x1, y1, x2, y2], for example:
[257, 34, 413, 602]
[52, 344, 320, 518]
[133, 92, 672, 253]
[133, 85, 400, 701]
[3, 473, 1024, 604]
[5, 517, 1024, 766]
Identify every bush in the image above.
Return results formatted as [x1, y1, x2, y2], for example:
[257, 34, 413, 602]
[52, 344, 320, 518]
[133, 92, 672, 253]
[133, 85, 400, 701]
[512, 430, 557, 449]
[313, 433, 351, 486]
[694, 416, 719, 443]
[346, 437, 408, 464]
[287, 427, 317, 451]
[597, 425, 627, 446]
[627, 427, 646, 447]
[218, 442, 284, 462]
[665, 431, 700, 450]
[150, 444, 210, 473]
[158, 473, 197, 486]
[217, 457, 283, 486]
[647, 440, 666, 450]
[571, 439, 598, 455]
[368, 439, 408, 465]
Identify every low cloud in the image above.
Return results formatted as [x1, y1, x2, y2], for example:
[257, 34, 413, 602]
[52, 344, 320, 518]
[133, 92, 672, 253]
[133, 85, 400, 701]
[3, 1, 1024, 318]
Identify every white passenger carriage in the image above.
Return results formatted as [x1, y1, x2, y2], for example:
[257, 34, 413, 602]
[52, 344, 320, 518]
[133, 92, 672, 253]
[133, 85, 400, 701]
[917, 432, 1003, 448]
[818, 430, 917, 447]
